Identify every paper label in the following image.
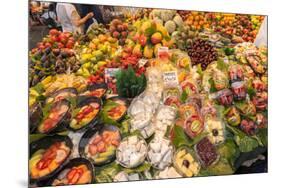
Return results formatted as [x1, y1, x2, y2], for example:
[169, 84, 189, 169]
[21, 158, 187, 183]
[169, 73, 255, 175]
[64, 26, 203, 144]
[163, 71, 179, 87]
[157, 46, 169, 58]
[138, 58, 148, 68]
[104, 68, 120, 94]
[104, 68, 120, 80]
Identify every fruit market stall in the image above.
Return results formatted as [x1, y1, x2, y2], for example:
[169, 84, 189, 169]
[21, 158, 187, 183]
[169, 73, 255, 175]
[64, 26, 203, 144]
[29, 7, 267, 187]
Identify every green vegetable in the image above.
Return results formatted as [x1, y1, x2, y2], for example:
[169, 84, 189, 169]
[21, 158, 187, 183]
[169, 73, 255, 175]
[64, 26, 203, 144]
[172, 125, 206, 148]
[180, 89, 188, 103]
[226, 125, 259, 153]
[116, 66, 146, 98]
[199, 158, 234, 176]
[217, 139, 240, 167]
[255, 128, 268, 146]
[95, 162, 121, 183]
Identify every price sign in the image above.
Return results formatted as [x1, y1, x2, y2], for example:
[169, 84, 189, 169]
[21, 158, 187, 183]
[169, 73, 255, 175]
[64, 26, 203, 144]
[138, 58, 148, 68]
[163, 71, 179, 87]
[104, 68, 120, 81]
[104, 68, 120, 94]
[157, 46, 169, 59]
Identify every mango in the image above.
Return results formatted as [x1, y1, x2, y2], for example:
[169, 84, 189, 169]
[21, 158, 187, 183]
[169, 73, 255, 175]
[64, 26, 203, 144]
[143, 45, 154, 59]
[151, 32, 163, 44]
[156, 23, 169, 37]
[154, 43, 162, 57]
[140, 20, 152, 33]
[132, 44, 142, 57]
[162, 38, 174, 48]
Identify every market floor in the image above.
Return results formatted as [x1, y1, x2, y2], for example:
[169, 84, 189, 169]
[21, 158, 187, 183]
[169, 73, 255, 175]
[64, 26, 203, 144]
[29, 25, 49, 50]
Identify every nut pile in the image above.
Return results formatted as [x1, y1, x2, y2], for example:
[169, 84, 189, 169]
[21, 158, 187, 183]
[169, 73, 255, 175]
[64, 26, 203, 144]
[187, 39, 218, 70]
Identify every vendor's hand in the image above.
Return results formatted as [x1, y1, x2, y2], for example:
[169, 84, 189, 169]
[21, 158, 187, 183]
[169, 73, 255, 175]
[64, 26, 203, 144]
[87, 12, 94, 19]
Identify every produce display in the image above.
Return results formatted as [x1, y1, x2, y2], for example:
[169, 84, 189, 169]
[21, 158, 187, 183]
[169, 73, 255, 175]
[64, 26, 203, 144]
[37, 99, 70, 134]
[69, 97, 101, 131]
[109, 19, 130, 45]
[29, 4, 267, 187]
[116, 135, 148, 168]
[29, 136, 73, 181]
[81, 125, 121, 165]
[29, 29, 78, 86]
[173, 147, 200, 177]
[50, 158, 94, 186]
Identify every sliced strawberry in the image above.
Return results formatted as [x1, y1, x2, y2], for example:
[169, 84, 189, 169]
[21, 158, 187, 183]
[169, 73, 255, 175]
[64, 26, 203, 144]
[37, 158, 52, 170]
[82, 105, 93, 115]
[67, 168, 82, 185]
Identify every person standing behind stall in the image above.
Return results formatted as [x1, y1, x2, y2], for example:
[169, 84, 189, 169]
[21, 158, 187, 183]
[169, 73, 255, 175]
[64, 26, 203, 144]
[76, 4, 104, 31]
[41, 3, 59, 29]
[56, 3, 94, 34]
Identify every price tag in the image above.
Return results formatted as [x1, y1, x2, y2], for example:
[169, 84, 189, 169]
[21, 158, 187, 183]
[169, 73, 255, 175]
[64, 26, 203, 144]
[138, 58, 148, 68]
[104, 68, 120, 81]
[157, 46, 169, 58]
[104, 68, 120, 94]
[163, 71, 179, 87]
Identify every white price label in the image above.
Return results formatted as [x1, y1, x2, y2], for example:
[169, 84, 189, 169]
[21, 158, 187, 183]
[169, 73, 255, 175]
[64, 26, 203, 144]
[138, 58, 148, 68]
[157, 46, 169, 58]
[104, 68, 120, 82]
[163, 71, 179, 87]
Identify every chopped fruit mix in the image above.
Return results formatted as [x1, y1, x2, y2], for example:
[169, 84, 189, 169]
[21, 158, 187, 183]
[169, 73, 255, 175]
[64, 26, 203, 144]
[81, 88, 106, 98]
[164, 96, 181, 108]
[70, 102, 100, 130]
[46, 90, 77, 104]
[85, 130, 120, 164]
[38, 102, 69, 133]
[107, 105, 127, 121]
[52, 164, 92, 185]
[225, 107, 241, 126]
[29, 142, 70, 179]
[205, 119, 225, 145]
[174, 148, 200, 177]
[184, 115, 204, 139]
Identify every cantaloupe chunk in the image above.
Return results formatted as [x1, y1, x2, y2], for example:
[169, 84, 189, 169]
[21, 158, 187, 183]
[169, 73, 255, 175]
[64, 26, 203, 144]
[77, 170, 91, 184]
[48, 160, 58, 172]
[38, 168, 50, 178]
